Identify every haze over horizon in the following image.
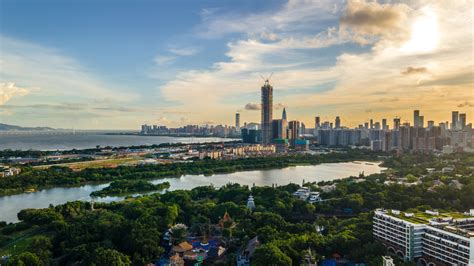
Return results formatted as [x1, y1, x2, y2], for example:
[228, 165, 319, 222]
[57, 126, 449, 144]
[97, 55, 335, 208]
[1, 0, 473, 130]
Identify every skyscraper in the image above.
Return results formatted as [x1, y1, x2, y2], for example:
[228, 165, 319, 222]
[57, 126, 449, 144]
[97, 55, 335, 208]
[451, 111, 459, 130]
[288, 120, 300, 144]
[393, 118, 401, 129]
[382, 118, 387, 130]
[370, 119, 374, 129]
[419, 115, 424, 128]
[427, 120, 435, 129]
[261, 79, 273, 145]
[272, 119, 287, 139]
[414, 110, 420, 128]
[315, 116, 320, 129]
[282, 108, 287, 120]
[459, 113, 466, 130]
[335, 116, 341, 129]
[235, 113, 240, 129]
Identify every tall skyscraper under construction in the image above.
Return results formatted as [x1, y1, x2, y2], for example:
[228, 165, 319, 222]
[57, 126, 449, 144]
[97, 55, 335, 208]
[261, 79, 273, 145]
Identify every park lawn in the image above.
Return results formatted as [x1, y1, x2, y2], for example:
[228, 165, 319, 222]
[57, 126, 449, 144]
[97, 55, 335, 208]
[34, 156, 144, 171]
[0, 228, 50, 257]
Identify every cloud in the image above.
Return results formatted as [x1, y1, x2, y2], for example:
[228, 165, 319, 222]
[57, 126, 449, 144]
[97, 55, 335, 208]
[457, 101, 474, 108]
[0, 82, 31, 105]
[379, 97, 400, 103]
[1, 103, 84, 111]
[154, 55, 176, 65]
[0, 35, 138, 102]
[402, 66, 428, 75]
[274, 103, 286, 110]
[245, 103, 261, 110]
[169, 47, 199, 56]
[154, 47, 199, 67]
[197, 0, 339, 39]
[340, 0, 410, 44]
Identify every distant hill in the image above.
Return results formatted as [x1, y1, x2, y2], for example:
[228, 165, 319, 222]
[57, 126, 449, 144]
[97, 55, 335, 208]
[0, 123, 55, 131]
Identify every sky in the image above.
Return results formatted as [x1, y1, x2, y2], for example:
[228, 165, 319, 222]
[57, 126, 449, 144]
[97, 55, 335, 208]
[0, 0, 473, 129]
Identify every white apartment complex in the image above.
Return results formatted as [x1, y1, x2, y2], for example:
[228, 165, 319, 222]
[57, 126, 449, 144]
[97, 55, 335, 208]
[373, 209, 474, 265]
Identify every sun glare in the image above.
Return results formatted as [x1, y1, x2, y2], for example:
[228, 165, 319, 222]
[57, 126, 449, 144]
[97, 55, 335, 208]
[401, 7, 439, 53]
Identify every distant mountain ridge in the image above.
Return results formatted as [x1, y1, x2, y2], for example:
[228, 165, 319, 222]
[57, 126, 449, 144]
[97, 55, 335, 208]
[0, 123, 55, 131]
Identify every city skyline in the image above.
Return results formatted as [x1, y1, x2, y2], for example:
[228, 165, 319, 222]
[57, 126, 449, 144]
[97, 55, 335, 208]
[1, 0, 473, 129]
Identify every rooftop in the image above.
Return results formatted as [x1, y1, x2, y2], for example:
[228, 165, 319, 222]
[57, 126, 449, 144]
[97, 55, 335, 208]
[378, 209, 474, 238]
[387, 209, 471, 224]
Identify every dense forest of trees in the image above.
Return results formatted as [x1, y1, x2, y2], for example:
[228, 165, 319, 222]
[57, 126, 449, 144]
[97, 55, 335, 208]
[0, 149, 381, 196]
[1, 153, 472, 265]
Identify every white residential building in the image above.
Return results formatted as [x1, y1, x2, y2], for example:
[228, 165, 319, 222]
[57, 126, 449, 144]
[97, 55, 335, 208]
[373, 209, 474, 265]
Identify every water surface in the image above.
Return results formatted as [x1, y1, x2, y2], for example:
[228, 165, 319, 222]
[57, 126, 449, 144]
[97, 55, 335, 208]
[0, 161, 385, 223]
[0, 131, 233, 150]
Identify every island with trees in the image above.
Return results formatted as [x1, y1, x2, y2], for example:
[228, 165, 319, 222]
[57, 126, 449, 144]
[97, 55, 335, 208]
[90, 180, 170, 197]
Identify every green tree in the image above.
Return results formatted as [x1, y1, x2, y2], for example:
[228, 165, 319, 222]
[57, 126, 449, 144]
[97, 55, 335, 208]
[253, 244, 292, 266]
[89, 247, 131, 266]
[6, 252, 42, 266]
[29, 236, 52, 262]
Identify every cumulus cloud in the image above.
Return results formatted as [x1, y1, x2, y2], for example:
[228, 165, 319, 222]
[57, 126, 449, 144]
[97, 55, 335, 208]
[0, 82, 31, 105]
[245, 103, 261, 110]
[340, 0, 410, 44]
[402, 66, 428, 75]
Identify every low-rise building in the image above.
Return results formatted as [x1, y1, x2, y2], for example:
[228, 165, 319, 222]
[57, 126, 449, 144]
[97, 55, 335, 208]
[237, 236, 260, 266]
[293, 187, 310, 200]
[373, 209, 474, 265]
[0, 165, 21, 177]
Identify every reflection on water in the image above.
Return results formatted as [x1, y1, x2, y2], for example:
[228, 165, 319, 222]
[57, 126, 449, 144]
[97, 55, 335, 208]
[0, 162, 385, 223]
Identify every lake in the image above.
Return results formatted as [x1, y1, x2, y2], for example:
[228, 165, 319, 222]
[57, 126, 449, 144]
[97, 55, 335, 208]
[0, 131, 234, 150]
[0, 161, 385, 223]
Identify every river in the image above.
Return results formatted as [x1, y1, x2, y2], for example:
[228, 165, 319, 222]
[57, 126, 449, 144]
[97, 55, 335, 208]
[0, 161, 385, 223]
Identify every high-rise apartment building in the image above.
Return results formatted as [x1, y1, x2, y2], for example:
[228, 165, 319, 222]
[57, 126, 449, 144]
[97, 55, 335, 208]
[288, 120, 300, 144]
[419, 115, 424, 128]
[452, 111, 459, 130]
[235, 113, 240, 129]
[460, 113, 467, 130]
[315, 116, 320, 129]
[335, 116, 341, 129]
[414, 110, 420, 128]
[261, 80, 273, 145]
[427, 120, 434, 129]
[393, 118, 401, 129]
[271, 119, 287, 140]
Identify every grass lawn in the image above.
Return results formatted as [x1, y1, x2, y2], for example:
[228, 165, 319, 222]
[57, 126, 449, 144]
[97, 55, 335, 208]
[0, 228, 48, 257]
